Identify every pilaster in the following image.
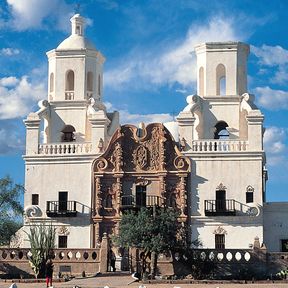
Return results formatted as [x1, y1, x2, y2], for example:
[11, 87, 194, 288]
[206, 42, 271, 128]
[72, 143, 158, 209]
[88, 111, 111, 153]
[23, 113, 41, 155]
[176, 111, 196, 150]
[246, 110, 264, 151]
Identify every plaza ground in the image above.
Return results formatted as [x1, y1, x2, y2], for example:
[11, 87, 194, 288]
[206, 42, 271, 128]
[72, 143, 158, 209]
[1, 273, 288, 288]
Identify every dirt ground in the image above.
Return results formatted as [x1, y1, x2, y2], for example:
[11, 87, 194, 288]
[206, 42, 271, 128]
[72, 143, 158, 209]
[1, 274, 288, 288]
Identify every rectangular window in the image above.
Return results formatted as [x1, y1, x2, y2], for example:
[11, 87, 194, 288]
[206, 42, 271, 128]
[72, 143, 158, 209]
[59, 191, 68, 211]
[32, 194, 39, 205]
[215, 234, 225, 249]
[58, 235, 67, 248]
[136, 185, 146, 207]
[281, 239, 288, 252]
[246, 192, 254, 203]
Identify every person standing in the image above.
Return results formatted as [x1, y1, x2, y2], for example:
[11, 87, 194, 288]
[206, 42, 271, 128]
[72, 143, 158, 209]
[45, 259, 54, 287]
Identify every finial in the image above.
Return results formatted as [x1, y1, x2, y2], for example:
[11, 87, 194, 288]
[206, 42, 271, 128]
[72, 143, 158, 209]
[74, 3, 81, 14]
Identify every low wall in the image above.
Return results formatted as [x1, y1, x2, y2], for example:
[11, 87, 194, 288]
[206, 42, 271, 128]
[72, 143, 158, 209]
[0, 236, 109, 278]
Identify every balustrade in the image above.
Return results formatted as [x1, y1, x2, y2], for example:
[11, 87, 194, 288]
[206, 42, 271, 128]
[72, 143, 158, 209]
[38, 142, 92, 155]
[192, 140, 248, 152]
[65, 91, 74, 100]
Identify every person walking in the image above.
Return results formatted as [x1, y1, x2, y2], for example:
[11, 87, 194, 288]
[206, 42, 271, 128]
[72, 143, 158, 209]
[45, 259, 54, 288]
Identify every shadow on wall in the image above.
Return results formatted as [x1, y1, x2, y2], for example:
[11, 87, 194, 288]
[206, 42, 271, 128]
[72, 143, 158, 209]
[190, 159, 208, 217]
[0, 263, 33, 279]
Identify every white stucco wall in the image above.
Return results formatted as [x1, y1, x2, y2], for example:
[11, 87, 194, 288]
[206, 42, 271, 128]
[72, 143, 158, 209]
[263, 202, 288, 252]
[23, 157, 94, 248]
[188, 153, 264, 249]
[191, 221, 263, 249]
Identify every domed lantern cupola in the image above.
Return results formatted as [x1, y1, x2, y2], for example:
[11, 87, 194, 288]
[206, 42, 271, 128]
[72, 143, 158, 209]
[46, 13, 105, 103]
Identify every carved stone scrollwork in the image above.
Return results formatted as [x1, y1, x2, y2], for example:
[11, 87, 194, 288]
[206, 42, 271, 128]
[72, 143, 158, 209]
[95, 158, 108, 172]
[134, 145, 148, 170]
[95, 177, 102, 216]
[159, 138, 166, 171]
[111, 142, 123, 172]
[24, 205, 42, 218]
[213, 226, 227, 235]
[240, 93, 257, 113]
[179, 177, 187, 216]
[114, 178, 122, 216]
[174, 156, 189, 171]
[58, 226, 70, 236]
[216, 183, 227, 190]
[135, 177, 149, 186]
[182, 94, 203, 113]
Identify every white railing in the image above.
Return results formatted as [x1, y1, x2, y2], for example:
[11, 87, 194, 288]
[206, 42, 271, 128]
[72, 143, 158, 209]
[38, 142, 92, 155]
[65, 91, 74, 100]
[192, 140, 248, 152]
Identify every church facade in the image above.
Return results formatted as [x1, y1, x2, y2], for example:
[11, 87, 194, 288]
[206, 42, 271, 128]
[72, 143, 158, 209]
[21, 13, 288, 254]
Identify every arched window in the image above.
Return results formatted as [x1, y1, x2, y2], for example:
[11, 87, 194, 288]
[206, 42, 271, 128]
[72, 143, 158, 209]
[49, 73, 54, 92]
[87, 72, 93, 92]
[199, 67, 204, 96]
[61, 125, 76, 142]
[66, 70, 74, 91]
[65, 70, 75, 100]
[214, 121, 229, 139]
[98, 74, 101, 96]
[216, 64, 226, 95]
[246, 186, 254, 203]
[87, 72, 93, 99]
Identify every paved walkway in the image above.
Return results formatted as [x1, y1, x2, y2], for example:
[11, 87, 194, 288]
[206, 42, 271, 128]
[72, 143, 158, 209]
[1, 274, 288, 288]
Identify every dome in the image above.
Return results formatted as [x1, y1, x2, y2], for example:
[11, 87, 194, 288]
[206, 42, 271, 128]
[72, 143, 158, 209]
[57, 35, 96, 50]
[56, 13, 96, 51]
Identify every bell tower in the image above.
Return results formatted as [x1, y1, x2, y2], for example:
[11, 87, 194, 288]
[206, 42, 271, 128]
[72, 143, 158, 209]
[46, 13, 105, 102]
[195, 42, 249, 97]
[44, 13, 109, 144]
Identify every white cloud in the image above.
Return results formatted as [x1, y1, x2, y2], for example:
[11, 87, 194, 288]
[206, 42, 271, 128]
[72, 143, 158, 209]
[0, 75, 46, 119]
[0, 125, 24, 154]
[0, 76, 19, 87]
[6, 0, 72, 31]
[105, 17, 240, 91]
[120, 110, 173, 125]
[251, 45, 288, 85]
[251, 45, 288, 66]
[0, 48, 20, 56]
[264, 126, 288, 166]
[254, 86, 288, 110]
[104, 101, 173, 125]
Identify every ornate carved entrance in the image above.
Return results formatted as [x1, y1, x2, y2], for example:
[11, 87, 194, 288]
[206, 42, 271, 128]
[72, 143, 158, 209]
[91, 123, 190, 247]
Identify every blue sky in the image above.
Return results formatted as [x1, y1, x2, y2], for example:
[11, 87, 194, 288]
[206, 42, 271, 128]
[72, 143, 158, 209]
[0, 0, 288, 202]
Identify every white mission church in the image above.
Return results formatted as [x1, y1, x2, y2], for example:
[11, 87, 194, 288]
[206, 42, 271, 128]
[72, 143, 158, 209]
[20, 13, 288, 255]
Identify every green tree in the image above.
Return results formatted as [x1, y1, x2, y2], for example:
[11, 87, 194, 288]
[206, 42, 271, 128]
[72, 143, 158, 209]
[25, 223, 56, 278]
[114, 207, 187, 278]
[0, 176, 24, 246]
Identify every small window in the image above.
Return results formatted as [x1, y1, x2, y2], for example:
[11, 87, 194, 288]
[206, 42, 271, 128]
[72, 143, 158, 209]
[32, 194, 39, 205]
[246, 186, 254, 203]
[58, 235, 67, 248]
[246, 192, 253, 203]
[281, 239, 288, 252]
[215, 234, 225, 249]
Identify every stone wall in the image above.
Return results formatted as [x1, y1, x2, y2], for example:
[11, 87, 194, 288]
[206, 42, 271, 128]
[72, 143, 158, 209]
[0, 236, 108, 278]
